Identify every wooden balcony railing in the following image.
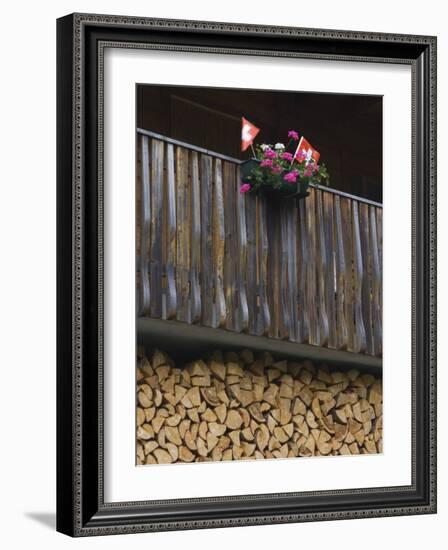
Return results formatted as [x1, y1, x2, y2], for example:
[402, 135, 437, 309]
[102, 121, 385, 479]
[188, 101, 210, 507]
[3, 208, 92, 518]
[136, 128, 382, 357]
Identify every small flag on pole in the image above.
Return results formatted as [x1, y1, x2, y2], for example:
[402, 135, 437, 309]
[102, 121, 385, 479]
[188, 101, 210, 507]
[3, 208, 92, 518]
[241, 117, 260, 152]
[294, 136, 320, 164]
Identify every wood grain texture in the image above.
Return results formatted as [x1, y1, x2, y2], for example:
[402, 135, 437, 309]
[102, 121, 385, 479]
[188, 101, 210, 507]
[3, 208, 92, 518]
[298, 199, 310, 344]
[340, 198, 354, 351]
[236, 166, 249, 333]
[334, 196, 349, 350]
[139, 135, 151, 315]
[223, 161, 237, 331]
[150, 139, 164, 318]
[315, 189, 330, 347]
[165, 143, 177, 320]
[200, 155, 213, 327]
[280, 202, 291, 339]
[175, 146, 191, 323]
[323, 192, 337, 348]
[370, 206, 382, 356]
[190, 152, 201, 323]
[286, 202, 299, 342]
[359, 203, 374, 355]
[351, 201, 367, 354]
[305, 189, 318, 345]
[245, 194, 258, 335]
[257, 195, 270, 336]
[213, 159, 226, 328]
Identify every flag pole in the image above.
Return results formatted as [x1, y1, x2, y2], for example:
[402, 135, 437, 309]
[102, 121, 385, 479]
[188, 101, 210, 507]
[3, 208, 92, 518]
[250, 143, 256, 158]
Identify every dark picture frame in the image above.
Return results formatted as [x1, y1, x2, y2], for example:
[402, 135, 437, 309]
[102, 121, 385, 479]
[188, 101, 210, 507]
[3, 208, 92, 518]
[57, 13, 437, 536]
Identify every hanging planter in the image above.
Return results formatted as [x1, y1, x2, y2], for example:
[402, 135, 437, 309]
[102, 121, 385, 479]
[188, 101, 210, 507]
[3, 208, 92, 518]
[239, 130, 330, 199]
[240, 158, 310, 199]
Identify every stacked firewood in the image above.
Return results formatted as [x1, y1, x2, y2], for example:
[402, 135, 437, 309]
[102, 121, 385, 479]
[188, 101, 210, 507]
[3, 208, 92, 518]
[136, 348, 382, 465]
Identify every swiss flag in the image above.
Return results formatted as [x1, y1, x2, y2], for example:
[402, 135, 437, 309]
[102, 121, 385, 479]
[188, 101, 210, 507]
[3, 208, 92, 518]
[294, 136, 320, 164]
[241, 117, 260, 152]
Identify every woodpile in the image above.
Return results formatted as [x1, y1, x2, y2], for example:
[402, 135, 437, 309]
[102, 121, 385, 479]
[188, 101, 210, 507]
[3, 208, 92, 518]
[136, 348, 383, 465]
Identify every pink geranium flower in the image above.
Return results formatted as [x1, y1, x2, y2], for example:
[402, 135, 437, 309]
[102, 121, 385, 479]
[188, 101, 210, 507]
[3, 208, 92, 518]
[260, 159, 273, 167]
[263, 148, 277, 159]
[283, 170, 298, 183]
[281, 152, 293, 162]
[288, 130, 299, 140]
[240, 183, 251, 193]
[271, 165, 282, 174]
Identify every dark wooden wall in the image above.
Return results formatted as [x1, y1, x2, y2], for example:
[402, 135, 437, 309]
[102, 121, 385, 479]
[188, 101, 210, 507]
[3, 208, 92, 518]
[137, 85, 382, 203]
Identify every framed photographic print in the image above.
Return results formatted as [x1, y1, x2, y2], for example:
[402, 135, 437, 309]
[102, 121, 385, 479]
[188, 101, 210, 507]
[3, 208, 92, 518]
[56, 13, 437, 536]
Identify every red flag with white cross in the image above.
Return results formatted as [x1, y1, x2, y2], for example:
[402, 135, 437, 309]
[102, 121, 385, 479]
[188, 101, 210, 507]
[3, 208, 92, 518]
[241, 117, 260, 152]
[294, 136, 320, 164]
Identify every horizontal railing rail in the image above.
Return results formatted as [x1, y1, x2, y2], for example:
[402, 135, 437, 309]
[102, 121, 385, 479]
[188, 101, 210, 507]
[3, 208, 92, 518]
[136, 129, 382, 357]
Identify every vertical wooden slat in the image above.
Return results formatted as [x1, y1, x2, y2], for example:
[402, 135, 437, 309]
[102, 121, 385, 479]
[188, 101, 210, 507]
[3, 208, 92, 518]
[298, 200, 309, 344]
[370, 207, 382, 356]
[213, 159, 226, 328]
[305, 188, 318, 345]
[150, 139, 163, 318]
[139, 135, 151, 315]
[175, 146, 190, 323]
[257, 195, 270, 336]
[223, 162, 237, 331]
[334, 196, 349, 350]
[286, 202, 299, 342]
[315, 189, 330, 347]
[245, 195, 258, 334]
[165, 143, 177, 319]
[276, 201, 291, 339]
[351, 201, 367, 353]
[190, 152, 201, 323]
[279, 204, 289, 339]
[340, 198, 354, 351]
[236, 167, 249, 333]
[359, 203, 374, 355]
[266, 200, 279, 339]
[323, 192, 337, 348]
[200, 155, 213, 327]
[376, 207, 383, 339]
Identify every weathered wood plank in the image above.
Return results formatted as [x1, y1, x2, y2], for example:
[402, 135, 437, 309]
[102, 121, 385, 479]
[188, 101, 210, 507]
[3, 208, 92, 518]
[139, 135, 151, 315]
[334, 196, 349, 350]
[190, 152, 201, 324]
[286, 201, 299, 342]
[376, 206, 383, 334]
[236, 167, 249, 333]
[175, 146, 191, 323]
[223, 162, 237, 331]
[257, 195, 270, 336]
[359, 203, 374, 355]
[323, 192, 337, 348]
[351, 201, 367, 353]
[298, 199, 309, 344]
[213, 159, 226, 328]
[200, 155, 213, 327]
[150, 138, 164, 318]
[266, 200, 280, 339]
[340, 197, 354, 351]
[165, 143, 177, 320]
[315, 189, 330, 347]
[280, 202, 291, 339]
[305, 188, 318, 345]
[245, 194, 258, 335]
[370, 206, 382, 356]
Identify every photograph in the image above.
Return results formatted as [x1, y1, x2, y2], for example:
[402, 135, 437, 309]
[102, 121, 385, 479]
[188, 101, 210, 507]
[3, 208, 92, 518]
[135, 84, 383, 465]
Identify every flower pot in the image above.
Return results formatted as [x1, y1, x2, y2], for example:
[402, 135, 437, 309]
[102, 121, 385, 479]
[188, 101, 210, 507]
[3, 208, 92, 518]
[240, 158, 310, 199]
